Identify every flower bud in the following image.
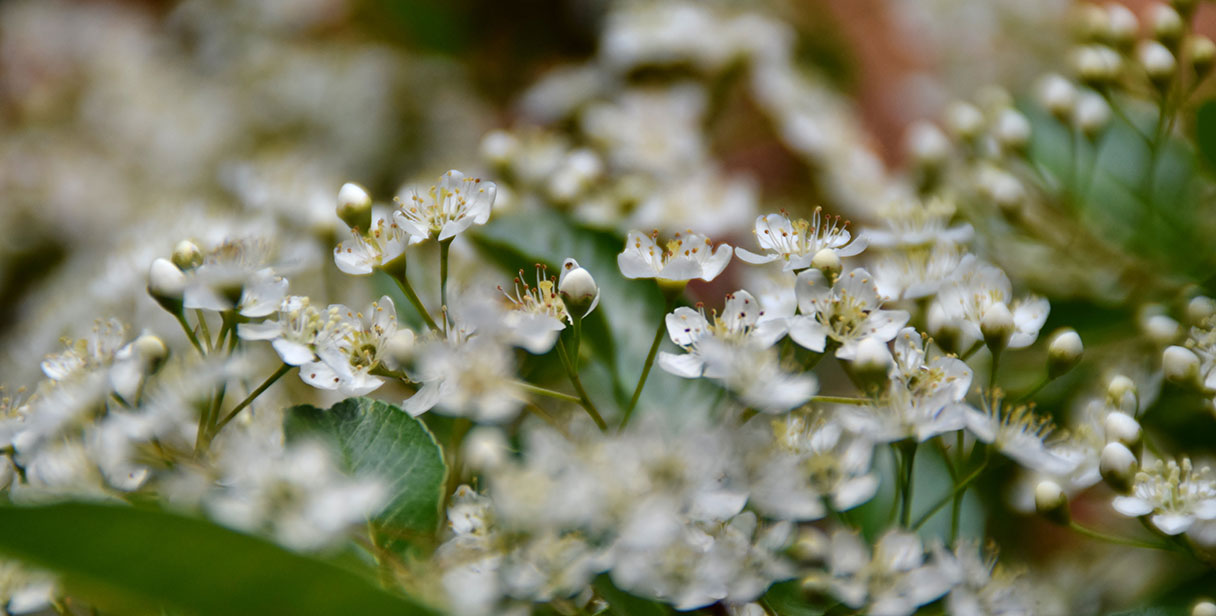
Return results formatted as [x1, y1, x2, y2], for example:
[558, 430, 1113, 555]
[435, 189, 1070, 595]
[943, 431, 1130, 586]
[383, 329, 417, 369]
[1187, 35, 1216, 75]
[479, 130, 518, 167]
[981, 302, 1015, 352]
[171, 240, 203, 271]
[1107, 374, 1139, 414]
[1073, 92, 1111, 137]
[1149, 4, 1184, 46]
[1138, 40, 1177, 87]
[1038, 74, 1077, 121]
[1072, 45, 1123, 86]
[148, 258, 187, 313]
[1163, 345, 1202, 387]
[1104, 4, 1139, 48]
[462, 427, 510, 472]
[905, 121, 951, 170]
[928, 302, 961, 354]
[558, 258, 600, 318]
[1144, 313, 1181, 345]
[1100, 442, 1138, 494]
[1104, 411, 1142, 448]
[133, 333, 169, 373]
[852, 336, 893, 390]
[336, 182, 373, 232]
[1072, 4, 1108, 42]
[993, 108, 1031, 154]
[811, 248, 842, 281]
[1047, 328, 1084, 378]
[1188, 296, 1216, 324]
[1193, 600, 1216, 616]
[944, 101, 984, 141]
[1035, 480, 1071, 525]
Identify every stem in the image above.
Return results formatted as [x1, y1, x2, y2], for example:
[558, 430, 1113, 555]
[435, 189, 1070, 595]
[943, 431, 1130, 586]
[988, 348, 1001, 390]
[391, 268, 441, 332]
[523, 402, 571, 439]
[914, 452, 989, 530]
[1069, 521, 1175, 551]
[621, 299, 673, 431]
[950, 430, 964, 543]
[195, 310, 214, 352]
[174, 311, 205, 355]
[439, 238, 453, 332]
[961, 340, 984, 361]
[570, 315, 583, 369]
[739, 407, 760, 425]
[811, 395, 871, 406]
[900, 441, 918, 528]
[556, 341, 607, 431]
[213, 363, 292, 434]
[514, 380, 583, 405]
[1017, 375, 1052, 403]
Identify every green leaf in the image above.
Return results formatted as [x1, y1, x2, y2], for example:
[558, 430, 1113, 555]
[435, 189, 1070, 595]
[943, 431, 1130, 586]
[0, 502, 437, 616]
[592, 574, 670, 616]
[761, 580, 826, 616]
[285, 397, 447, 538]
[1196, 99, 1216, 173]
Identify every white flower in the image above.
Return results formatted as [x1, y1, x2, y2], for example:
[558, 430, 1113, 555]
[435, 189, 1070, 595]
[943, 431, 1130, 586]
[933, 256, 1049, 350]
[393, 170, 497, 243]
[617, 230, 732, 282]
[332, 215, 411, 276]
[658, 290, 787, 378]
[1183, 317, 1216, 391]
[933, 541, 1037, 616]
[498, 266, 570, 354]
[805, 529, 950, 616]
[964, 393, 1076, 476]
[1112, 458, 1216, 535]
[180, 238, 287, 317]
[40, 318, 128, 382]
[404, 335, 522, 423]
[767, 414, 878, 514]
[300, 296, 400, 396]
[237, 296, 327, 365]
[698, 339, 818, 414]
[787, 268, 909, 360]
[736, 209, 866, 271]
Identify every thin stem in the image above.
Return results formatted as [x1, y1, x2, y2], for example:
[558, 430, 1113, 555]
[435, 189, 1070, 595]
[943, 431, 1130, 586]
[523, 402, 571, 439]
[950, 430, 965, 543]
[960, 340, 984, 361]
[811, 395, 871, 406]
[514, 380, 583, 405]
[739, 407, 760, 425]
[1069, 521, 1175, 551]
[213, 362, 292, 434]
[900, 442, 918, 528]
[556, 341, 607, 432]
[913, 452, 989, 530]
[439, 238, 453, 332]
[174, 311, 205, 355]
[195, 310, 214, 352]
[570, 315, 583, 369]
[988, 348, 1001, 390]
[621, 299, 673, 430]
[391, 268, 441, 332]
[1017, 375, 1052, 403]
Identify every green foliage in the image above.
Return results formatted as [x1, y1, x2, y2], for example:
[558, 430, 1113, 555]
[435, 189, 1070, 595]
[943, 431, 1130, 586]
[0, 502, 436, 615]
[592, 574, 671, 616]
[285, 397, 448, 539]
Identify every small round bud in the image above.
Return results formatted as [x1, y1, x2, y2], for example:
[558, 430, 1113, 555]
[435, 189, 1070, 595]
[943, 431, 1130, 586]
[944, 101, 985, 141]
[558, 258, 600, 318]
[852, 336, 893, 390]
[148, 258, 187, 312]
[1163, 345, 1202, 387]
[904, 121, 950, 169]
[1193, 600, 1216, 616]
[993, 108, 1031, 153]
[1072, 45, 1123, 85]
[1099, 442, 1138, 494]
[171, 240, 203, 271]
[336, 182, 373, 232]
[1035, 480, 1071, 525]
[133, 333, 169, 372]
[1103, 4, 1139, 48]
[978, 167, 1026, 214]
[1104, 411, 1142, 448]
[1038, 74, 1078, 121]
[928, 302, 961, 354]
[1047, 327, 1084, 378]
[383, 329, 417, 369]
[462, 427, 510, 472]
[1143, 313, 1180, 345]
[810, 248, 842, 281]
[1149, 4, 1184, 46]
[1186, 35, 1216, 75]
[1072, 4, 1109, 42]
[1138, 40, 1177, 86]
[479, 130, 519, 167]
[1107, 374, 1139, 414]
[1187, 296, 1216, 324]
[1073, 92, 1111, 138]
[981, 302, 1015, 352]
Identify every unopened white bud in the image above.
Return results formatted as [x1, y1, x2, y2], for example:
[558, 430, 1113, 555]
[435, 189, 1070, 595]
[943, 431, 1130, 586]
[1100, 441, 1138, 493]
[171, 240, 202, 271]
[383, 329, 417, 369]
[928, 302, 961, 354]
[1104, 411, 1142, 447]
[981, 302, 1015, 352]
[1073, 4, 1109, 42]
[905, 121, 950, 168]
[1188, 296, 1216, 324]
[1104, 4, 1139, 47]
[1107, 374, 1139, 414]
[1138, 40, 1177, 85]
[993, 108, 1031, 153]
[811, 248, 842, 281]
[1144, 313, 1180, 345]
[1193, 600, 1216, 616]
[1163, 345, 1202, 386]
[1074, 92, 1111, 137]
[558, 258, 599, 318]
[945, 101, 985, 141]
[853, 336, 893, 388]
[1038, 74, 1078, 121]
[1149, 4, 1184, 45]
[1072, 45, 1123, 85]
[1186, 35, 1216, 75]
[462, 427, 510, 472]
[979, 167, 1026, 213]
[148, 258, 186, 311]
[479, 130, 519, 166]
[1047, 328, 1084, 378]
[336, 182, 373, 232]
[1035, 480, 1071, 525]
[133, 333, 169, 372]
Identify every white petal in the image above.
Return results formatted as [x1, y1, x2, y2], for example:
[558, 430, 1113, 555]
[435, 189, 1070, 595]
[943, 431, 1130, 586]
[272, 339, 316, 365]
[300, 362, 340, 390]
[794, 268, 831, 314]
[735, 247, 777, 264]
[666, 307, 709, 346]
[788, 316, 827, 352]
[1112, 496, 1154, 517]
[1152, 512, 1194, 535]
[237, 321, 283, 341]
[658, 351, 704, 378]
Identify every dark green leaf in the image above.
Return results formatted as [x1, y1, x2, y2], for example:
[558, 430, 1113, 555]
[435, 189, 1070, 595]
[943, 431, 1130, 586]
[1196, 99, 1216, 173]
[285, 397, 447, 537]
[0, 502, 436, 616]
[592, 574, 670, 616]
